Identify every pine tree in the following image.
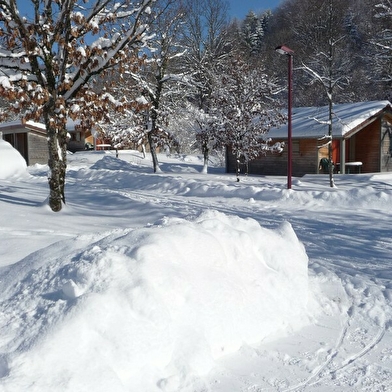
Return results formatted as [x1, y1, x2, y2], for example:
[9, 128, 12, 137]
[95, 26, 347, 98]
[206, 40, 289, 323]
[241, 11, 264, 54]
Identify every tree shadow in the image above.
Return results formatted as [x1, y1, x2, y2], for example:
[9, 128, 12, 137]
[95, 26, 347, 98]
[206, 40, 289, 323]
[0, 192, 42, 207]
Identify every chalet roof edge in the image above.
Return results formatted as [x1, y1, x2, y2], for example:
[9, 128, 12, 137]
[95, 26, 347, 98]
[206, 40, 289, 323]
[269, 100, 392, 139]
[0, 118, 81, 132]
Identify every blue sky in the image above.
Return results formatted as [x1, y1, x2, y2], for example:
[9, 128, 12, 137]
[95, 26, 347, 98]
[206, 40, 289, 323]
[227, 0, 283, 20]
[14, 0, 283, 24]
[14, 0, 282, 22]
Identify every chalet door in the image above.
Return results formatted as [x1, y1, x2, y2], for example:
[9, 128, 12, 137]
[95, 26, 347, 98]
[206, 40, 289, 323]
[4, 133, 14, 145]
[4, 133, 28, 163]
[16, 133, 28, 161]
[332, 140, 340, 164]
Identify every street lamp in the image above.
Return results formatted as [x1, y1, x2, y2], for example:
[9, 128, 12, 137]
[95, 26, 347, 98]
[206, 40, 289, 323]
[275, 45, 294, 189]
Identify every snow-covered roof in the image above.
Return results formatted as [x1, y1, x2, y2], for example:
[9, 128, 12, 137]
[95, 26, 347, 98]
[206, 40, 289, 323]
[269, 100, 392, 139]
[0, 120, 26, 131]
[0, 118, 80, 132]
[0, 119, 46, 134]
[25, 120, 46, 131]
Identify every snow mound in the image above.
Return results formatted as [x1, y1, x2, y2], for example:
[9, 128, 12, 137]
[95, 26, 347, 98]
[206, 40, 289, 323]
[90, 154, 135, 171]
[0, 139, 27, 179]
[0, 211, 310, 391]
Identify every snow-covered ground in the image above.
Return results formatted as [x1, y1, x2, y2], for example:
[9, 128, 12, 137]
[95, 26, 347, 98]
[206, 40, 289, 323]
[1, 139, 392, 391]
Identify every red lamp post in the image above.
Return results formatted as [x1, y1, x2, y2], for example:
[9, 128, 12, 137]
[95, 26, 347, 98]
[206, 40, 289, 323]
[275, 45, 294, 189]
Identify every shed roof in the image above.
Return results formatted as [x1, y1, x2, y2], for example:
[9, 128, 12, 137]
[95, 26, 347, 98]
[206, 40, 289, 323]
[0, 120, 46, 135]
[0, 118, 80, 134]
[269, 100, 392, 140]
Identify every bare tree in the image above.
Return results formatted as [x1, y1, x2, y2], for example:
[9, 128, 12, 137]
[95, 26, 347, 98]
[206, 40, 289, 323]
[0, 0, 155, 211]
[127, 0, 187, 172]
[299, 0, 354, 187]
[181, 0, 231, 172]
[212, 56, 284, 182]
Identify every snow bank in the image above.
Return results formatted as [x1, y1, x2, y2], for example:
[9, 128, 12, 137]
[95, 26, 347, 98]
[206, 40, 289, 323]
[0, 139, 27, 179]
[0, 211, 309, 391]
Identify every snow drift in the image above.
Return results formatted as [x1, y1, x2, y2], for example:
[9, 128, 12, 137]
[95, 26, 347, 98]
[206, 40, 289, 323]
[0, 139, 27, 179]
[0, 210, 309, 391]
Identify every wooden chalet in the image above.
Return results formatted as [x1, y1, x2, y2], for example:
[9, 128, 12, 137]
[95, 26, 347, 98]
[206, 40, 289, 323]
[226, 101, 392, 177]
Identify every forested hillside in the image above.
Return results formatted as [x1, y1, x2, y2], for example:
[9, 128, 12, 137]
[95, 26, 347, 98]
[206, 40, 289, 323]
[252, 0, 391, 105]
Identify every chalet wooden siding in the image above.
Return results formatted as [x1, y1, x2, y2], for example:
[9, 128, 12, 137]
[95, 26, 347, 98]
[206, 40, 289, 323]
[27, 131, 49, 165]
[352, 119, 380, 173]
[227, 139, 322, 177]
[247, 151, 287, 176]
[381, 119, 392, 172]
[295, 139, 320, 176]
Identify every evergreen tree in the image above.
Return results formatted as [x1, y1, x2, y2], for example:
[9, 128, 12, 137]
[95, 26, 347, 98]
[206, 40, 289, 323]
[240, 10, 271, 55]
[242, 11, 264, 54]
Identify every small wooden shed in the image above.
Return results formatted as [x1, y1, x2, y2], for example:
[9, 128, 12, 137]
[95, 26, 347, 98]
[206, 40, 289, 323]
[0, 118, 94, 165]
[0, 120, 48, 165]
[226, 101, 392, 176]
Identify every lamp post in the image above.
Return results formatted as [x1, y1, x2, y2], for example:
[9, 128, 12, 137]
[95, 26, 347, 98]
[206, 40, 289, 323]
[275, 45, 294, 189]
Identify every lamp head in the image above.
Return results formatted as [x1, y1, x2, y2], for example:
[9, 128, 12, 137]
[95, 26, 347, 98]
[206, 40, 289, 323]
[275, 45, 294, 56]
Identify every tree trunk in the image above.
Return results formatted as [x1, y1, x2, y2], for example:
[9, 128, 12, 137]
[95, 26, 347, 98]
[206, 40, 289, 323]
[147, 130, 160, 173]
[45, 112, 68, 212]
[327, 0, 336, 188]
[236, 152, 241, 182]
[202, 143, 209, 174]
